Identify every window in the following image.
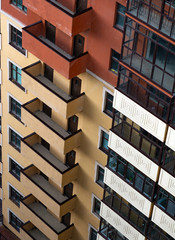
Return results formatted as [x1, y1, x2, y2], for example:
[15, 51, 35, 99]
[9, 158, 22, 180]
[103, 91, 113, 117]
[110, 49, 120, 75]
[9, 128, 21, 152]
[9, 210, 23, 232]
[9, 185, 23, 207]
[92, 195, 101, 218]
[115, 4, 126, 30]
[0, 174, 1, 188]
[95, 162, 104, 188]
[99, 129, 109, 154]
[11, 0, 27, 12]
[9, 25, 25, 54]
[9, 97, 21, 120]
[89, 226, 97, 240]
[9, 62, 24, 90]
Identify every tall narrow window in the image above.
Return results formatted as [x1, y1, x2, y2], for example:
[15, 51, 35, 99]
[110, 49, 120, 75]
[9, 97, 21, 120]
[99, 130, 109, 154]
[9, 158, 22, 180]
[9, 128, 21, 152]
[9, 186, 23, 207]
[9, 211, 23, 232]
[10, 25, 26, 54]
[115, 4, 126, 30]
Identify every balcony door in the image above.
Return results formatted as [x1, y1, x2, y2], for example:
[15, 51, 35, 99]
[73, 35, 84, 57]
[71, 77, 81, 97]
[68, 115, 78, 134]
[45, 21, 56, 44]
[64, 183, 73, 198]
[44, 64, 53, 82]
[43, 103, 52, 118]
[76, 0, 87, 12]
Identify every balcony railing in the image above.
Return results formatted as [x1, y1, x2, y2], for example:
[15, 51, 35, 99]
[122, 17, 175, 94]
[21, 133, 79, 187]
[127, 0, 175, 39]
[161, 146, 175, 177]
[22, 61, 85, 118]
[22, 21, 88, 79]
[23, 0, 92, 36]
[112, 112, 163, 164]
[117, 65, 172, 122]
[21, 165, 77, 217]
[21, 99, 82, 154]
[20, 195, 74, 240]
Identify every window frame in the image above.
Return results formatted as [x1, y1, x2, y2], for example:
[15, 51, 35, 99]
[102, 88, 114, 118]
[8, 184, 23, 207]
[91, 194, 101, 219]
[110, 49, 121, 75]
[8, 209, 23, 232]
[95, 161, 105, 188]
[9, 95, 22, 121]
[88, 224, 98, 240]
[98, 127, 109, 155]
[11, 0, 27, 13]
[114, 3, 126, 31]
[8, 126, 23, 152]
[8, 23, 26, 55]
[8, 156, 23, 181]
[8, 60, 25, 91]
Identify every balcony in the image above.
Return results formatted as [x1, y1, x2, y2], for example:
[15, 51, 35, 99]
[21, 99, 82, 154]
[151, 206, 175, 239]
[22, 61, 85, 118]
[104, 167, 152, 217]
[20, 195, 74, 240]
[22, 21, 88, 79]
[21, 133, 79, 187]
[100, 202, 145, 240]
[113, 89, 167, 142]
[23, 0, 92, 36]
[108, 131, 159, 181]
[21, 222, 49, 240]
[127, 0, 175, 40]
[21, 165, 77, 217]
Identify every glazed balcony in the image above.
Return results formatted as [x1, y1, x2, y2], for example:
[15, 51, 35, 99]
[127, 0, 175, 40]
[21, 133, 79, 187]
[21, 99, 82, 154]
[21, 165, 76, 217]
[21, 222, 49, 240]
[22, 21, 88, 79]
[22, 61, 85, 118]
[23, 0, 92, 36]
[20, 195, 74, 240]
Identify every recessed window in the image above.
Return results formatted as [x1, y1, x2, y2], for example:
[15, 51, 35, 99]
[9, 62, 24, 90]
[89, 226, 97, 240]
[9, 158, 22, 180]
[110, 49, 120, 75]
[103, 91, 113, 117]
[0, 174, 1, 188]
[11, 0, 27, 12]
[9, 97, 21, 120]
[95, 163, 104, 188]
[9, 185, 23, 207]
[99, 130, 109, 154]
[115, 3, 126, 30]
[9, 128, 21, 152]
[9, 25, 25, 54]
[92, 195, 101, 218]
[9, 210, 23, 232]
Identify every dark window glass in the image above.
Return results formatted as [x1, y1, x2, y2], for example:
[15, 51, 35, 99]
[9, 158, 21, 180]
[9, 62, 24, 90]
[10, 25, 25, 54]
[100, 131, 109, 154]
[11, 0, 27, 12]
[10, 97, 21, 120]
[104, 92, 113, 117]
[9, 129, 21, 152]
[93, 197, 101, 217]
[9, 211, 23, 232]
[115, 4, 126, 29]
[89, 227, 97, 240]
[9, 186, 23, 207]
[96, 165, 104, 187]
[111, 50, 120, 75]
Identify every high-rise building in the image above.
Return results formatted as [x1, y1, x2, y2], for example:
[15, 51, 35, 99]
[98, 0, 175, 240]
[0, 1, 174, 240]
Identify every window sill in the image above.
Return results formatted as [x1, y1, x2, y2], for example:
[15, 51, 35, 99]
[103, 110, 113, 118]
[9, 112, 24, 125]
[9, 142, 21, 152]
[10, 4, 27, 14]
[99, 147, 108, 155]
[9, 79, 25, 92]
[9, 171, 20, 181]
[9, 42, 26, 55]
[10, 198, 20, 207]
[113, 25, 124, 32]
[96, 180, 104, 188]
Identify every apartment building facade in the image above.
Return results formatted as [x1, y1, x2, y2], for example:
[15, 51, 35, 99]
[0, 0, 124, 240]
[98, 0, 175, 240]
